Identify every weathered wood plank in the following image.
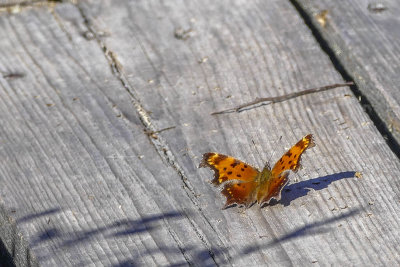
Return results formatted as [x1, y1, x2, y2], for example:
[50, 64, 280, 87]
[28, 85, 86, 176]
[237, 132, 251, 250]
[0, 3, 225, 266]
[0, 0, 399, 266]
[76, 0, 400, 265]
[293, 0, 400, 149]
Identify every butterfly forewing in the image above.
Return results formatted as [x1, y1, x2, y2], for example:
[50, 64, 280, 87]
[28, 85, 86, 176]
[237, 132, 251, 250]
[199, 153, 259, 185]
[271, 134, 315, 178]
[199, 153, 259, 207]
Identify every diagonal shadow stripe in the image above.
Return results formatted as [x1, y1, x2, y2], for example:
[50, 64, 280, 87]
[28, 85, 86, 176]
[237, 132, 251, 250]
[242, 208, 360, 254]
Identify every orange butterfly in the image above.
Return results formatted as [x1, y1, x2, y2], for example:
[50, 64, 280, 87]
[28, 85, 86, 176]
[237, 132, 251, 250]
[199, 134, 315, 208]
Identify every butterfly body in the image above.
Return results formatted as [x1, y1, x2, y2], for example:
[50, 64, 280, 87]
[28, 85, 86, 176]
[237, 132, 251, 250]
[199, 134, 315, 208]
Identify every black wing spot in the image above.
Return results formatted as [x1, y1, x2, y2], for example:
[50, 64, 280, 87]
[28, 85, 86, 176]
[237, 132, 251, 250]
[230, 161, 240, 168]
[213, 154, 227, 164]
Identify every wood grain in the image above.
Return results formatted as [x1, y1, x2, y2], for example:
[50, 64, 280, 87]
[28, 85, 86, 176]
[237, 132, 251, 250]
[293, 0, 400, 149]
[0, 3, 224, 266]
[0, 0, 399, 265]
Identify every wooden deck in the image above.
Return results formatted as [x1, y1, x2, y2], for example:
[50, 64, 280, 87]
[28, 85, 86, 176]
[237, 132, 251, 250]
[0, 0, 400, 266]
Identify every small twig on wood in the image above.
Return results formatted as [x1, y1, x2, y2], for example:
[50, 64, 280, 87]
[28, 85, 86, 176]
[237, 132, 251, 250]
[211, 81, 354, 115]
[145, 126, 176, 139]
[0, 70, 25, 80]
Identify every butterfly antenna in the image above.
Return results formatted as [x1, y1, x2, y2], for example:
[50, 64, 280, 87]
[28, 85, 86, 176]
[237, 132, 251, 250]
[251, 139, 264, 167]
[251, 139, 262, 158]
[266, 135, 283, 166]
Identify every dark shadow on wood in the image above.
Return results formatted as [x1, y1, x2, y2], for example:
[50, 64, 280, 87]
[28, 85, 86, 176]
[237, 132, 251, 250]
[0, 237, 16, 267]
[111, 211, 184, 237]
[113, 260, 139, 267]
[242, 208, 360, 255]
[58, 211, 186, 247]
[113, 246, 230, 267]
[29, 211, 188, 264]
[30, 228, 60, 248]
[273, 171, 356, 207]
[28, 211, 185, 249]
[17, 207, 61, 224]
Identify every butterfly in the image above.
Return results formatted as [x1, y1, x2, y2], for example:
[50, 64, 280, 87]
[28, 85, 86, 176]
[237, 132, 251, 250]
[199, 134, 315, 209]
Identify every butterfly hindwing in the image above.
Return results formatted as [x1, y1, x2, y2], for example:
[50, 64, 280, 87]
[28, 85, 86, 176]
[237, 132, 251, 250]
[221, 181, 258, 208]
[257, 172, 290, 205]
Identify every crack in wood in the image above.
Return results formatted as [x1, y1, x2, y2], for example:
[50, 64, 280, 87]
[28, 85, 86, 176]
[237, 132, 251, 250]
[75, 5, 227, 265]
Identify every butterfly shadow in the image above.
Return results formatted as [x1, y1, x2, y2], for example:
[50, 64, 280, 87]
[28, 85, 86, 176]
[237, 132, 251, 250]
[270, 171, 357, 207]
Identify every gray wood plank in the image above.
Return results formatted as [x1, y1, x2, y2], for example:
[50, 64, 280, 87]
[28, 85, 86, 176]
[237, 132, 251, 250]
[76, 0, 400, 265]
[0, 3, 225, 266]
[293, 0, 400, 149]
[0, 0, 399, 266]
